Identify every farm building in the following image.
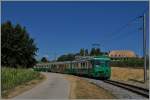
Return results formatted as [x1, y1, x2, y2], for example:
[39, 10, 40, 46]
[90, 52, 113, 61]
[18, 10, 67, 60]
[109, 50, 136, 60]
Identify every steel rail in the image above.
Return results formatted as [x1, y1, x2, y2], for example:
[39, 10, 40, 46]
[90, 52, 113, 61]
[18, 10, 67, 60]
[103, 80, 149, 98]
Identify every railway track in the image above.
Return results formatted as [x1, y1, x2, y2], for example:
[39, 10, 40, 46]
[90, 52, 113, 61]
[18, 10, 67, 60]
[103, 80, 149, 98]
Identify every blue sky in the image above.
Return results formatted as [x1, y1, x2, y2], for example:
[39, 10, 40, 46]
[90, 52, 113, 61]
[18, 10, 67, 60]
[2, 1, 149, 60]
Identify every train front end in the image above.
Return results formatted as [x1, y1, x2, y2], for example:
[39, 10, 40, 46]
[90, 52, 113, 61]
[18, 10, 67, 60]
[92, 56, 111, 79]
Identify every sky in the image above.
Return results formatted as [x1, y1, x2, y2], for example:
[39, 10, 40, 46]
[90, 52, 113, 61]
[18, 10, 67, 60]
[1, 1, 149, 60]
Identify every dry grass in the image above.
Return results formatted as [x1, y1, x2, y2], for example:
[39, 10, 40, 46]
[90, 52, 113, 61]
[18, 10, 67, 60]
[65, 75, 116, 99]
[2, 73, 46, 99]
[111, 67, 149, 82]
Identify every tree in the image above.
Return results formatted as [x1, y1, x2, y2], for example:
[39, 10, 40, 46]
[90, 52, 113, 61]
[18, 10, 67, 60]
[90, 48, 96, 56]
[79, 48, 84, 56]
[90, 48, 102, 56]
[95, 48, 101, 56]
[103, 52, 108, 55]
[57, 54, 75, 61]
[41, 57, 49, 62]
[85, 49, 88, 56]
[1, 21, 38, 68]
[1, 21, 14, 66]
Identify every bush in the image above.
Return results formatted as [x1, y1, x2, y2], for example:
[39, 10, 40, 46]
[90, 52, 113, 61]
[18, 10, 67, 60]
[110, 58, 145, 68]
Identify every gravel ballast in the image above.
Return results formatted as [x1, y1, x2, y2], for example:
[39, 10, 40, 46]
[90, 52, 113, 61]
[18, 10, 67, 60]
[83, 78, 147, 99]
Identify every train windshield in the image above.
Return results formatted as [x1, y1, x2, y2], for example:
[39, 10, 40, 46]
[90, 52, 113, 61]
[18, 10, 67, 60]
[94, 60, 101, 66]
[92, 60, 110, 67]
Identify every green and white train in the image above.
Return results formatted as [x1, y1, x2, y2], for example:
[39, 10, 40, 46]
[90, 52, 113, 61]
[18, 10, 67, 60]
[33, 56, 111, 79]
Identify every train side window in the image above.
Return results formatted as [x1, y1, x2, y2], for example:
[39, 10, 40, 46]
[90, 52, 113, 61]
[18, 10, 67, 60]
[74, 63, 76, 68]
[74, 63, 75, 68]
[79, 63, 81, 69]
[79, 63, 80, 68]
[94, 60, 101, 66]
[73, 63, 74, 68]
[83, 62, 84, 68]
[83, 62, 85, 68]
[89, 62, 90, 68]
[86, 62, 88, 69]
[69, 64, 71, 69]
[87, 62, 89, 68]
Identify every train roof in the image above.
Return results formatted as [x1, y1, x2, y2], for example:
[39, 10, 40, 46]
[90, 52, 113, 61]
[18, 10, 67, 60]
[36, 56, 110, 66]
[93, 56, 110, 61]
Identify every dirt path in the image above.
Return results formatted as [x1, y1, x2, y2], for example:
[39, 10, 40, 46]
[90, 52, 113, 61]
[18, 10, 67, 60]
[11, 72, 116, 99]
[13, 72, 70, 99]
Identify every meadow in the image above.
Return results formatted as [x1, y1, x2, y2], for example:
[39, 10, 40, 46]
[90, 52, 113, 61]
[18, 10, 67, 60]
[1, 68, 40, 93]
[111, 67, 149, 83]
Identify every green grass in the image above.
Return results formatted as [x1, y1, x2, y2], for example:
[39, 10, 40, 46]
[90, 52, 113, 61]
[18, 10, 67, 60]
[1, 67, 40, 92]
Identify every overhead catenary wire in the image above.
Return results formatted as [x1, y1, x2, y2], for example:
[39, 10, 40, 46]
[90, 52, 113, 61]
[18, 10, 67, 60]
[101, 16, 142, 45]
[100, 7, 149, 46]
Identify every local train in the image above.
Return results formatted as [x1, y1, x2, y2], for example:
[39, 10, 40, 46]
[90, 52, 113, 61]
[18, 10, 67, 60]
[33, 56, 111, 79]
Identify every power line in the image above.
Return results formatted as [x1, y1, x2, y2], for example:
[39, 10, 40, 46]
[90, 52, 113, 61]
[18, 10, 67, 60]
[104, 17, 142, 46]
[100, 16, 141, 45]
[100, 7, 149, 44]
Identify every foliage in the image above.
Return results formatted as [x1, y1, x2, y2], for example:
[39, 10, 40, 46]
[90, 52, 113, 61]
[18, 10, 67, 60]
[79, 48, 89, 56]
[57, 48, 104, 61]
[95, 48, 101, 56]
[57, 54, 75, 61]
[90, 48, 95, 56]
[85, 49, 89, 56]
[1, 21, 38, 68]
[1, 68, 40, 92]
[110, 58, 147, 68]
[90, 48, 102, 56]
[41, 57, 49, 62]
[79, 48, 85, 56]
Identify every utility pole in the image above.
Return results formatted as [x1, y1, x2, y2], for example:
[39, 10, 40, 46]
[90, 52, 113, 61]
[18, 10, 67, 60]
[143, 13, 147, 82]
[54, 53, 57, 61]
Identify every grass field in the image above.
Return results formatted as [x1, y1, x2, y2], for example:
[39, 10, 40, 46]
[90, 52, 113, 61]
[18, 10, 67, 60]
[1, 67, 42, 97]
[111, 67, 149, 82]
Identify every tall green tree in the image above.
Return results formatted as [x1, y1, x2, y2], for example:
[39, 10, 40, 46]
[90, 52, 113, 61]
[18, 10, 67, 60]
[57, 54, 75, 61]
[1, 21, 38, 68]
[41, 57, 49, 62]
[90, 48, 102, 56]
[79, 48, 85, 56]
[90, 48, 96, 56]
[95, 48, 101, 56]
[85, 49, 88, 56]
